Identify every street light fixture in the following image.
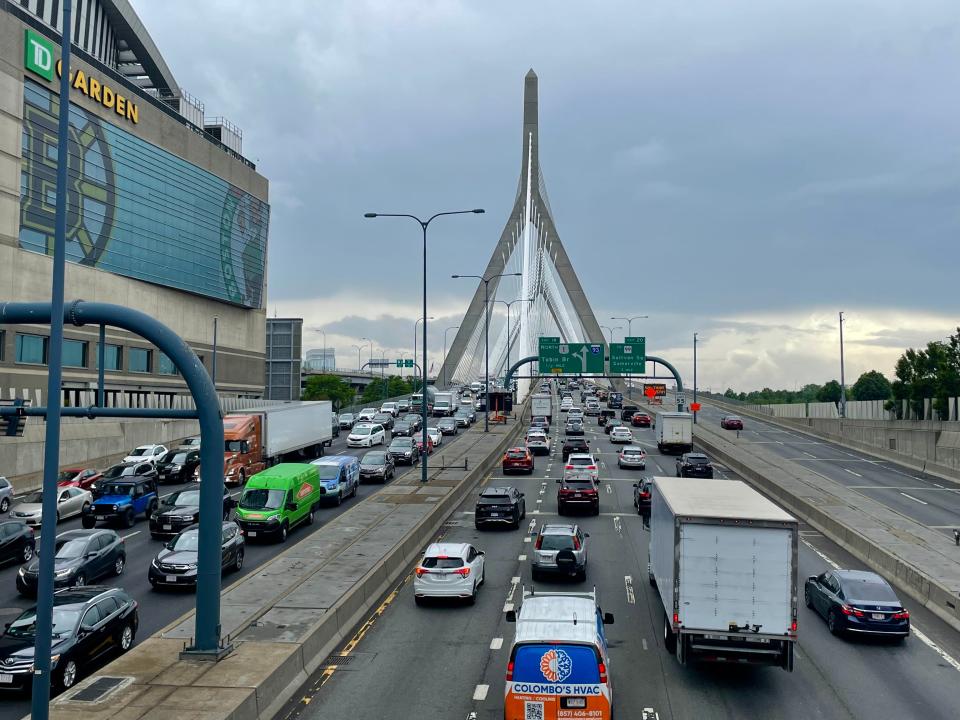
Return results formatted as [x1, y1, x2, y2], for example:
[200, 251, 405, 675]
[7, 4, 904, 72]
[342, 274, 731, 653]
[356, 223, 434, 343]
[365, 208, 485, 484]
[452, 272, 523, 432]
[600, 325, 621, 345]
[442, 326, 460, 388]
[611, 315, 649, 397]
[494, 298, 533, 381]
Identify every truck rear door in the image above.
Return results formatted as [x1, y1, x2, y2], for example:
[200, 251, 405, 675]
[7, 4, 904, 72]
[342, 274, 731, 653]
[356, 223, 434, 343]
[679, 523, 793, 634]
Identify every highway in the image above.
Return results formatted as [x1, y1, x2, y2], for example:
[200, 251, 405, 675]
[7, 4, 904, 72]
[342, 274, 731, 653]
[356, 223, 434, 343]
[687, 398, 960, 538]
[276, 389, 960, 720]
[0, 416, 475, 718]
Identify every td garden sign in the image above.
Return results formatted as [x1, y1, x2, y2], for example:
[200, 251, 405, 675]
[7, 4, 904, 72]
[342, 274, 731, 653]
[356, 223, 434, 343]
[24, 29, 140, 124]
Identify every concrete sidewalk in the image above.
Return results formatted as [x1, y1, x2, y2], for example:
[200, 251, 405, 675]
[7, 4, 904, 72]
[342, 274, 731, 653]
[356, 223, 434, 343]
[48, 413, 527, 720]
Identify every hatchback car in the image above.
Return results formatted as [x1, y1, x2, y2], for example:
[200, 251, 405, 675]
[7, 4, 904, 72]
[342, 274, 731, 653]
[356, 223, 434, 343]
[357, 408, 378, 422]
[17, 530, 125, 596]
[532, 523, 588, 581]
[414, 542, 485, 605]
[0, 476, 12, 513]
[0, 586, 138, 690]
[474, 486, 526, 529]
[502, 447, 535, 474]
[721, 415, 744, 430]
[338, 413, 356, 429]
[149, 522, 244, 589]
[0, 521, 35, 567]
[155, 449, 201, 484]
[631, 412, 652, 428]
[563, 453, 599, 482]
[11, 487, 92, 527]
[561, 437, 591, 462]
[804, 569, 909, 639]
[56, 468, 102, 491]
[633, 478, 653, 513]
[676, 453, 714, 478]
[618, 446, 647, 469]
[557, 474, 599, 515]
[437, 417, 458, 435]
[347, 423, 385, 448]
[122, 444, 167, 465]
[609, 426, 633, 444]
[359, 450, 395, 483]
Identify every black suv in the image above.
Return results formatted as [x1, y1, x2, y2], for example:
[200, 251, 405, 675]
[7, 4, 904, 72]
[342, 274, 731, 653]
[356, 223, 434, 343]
[620, 405, 640, 421]
[676, 453, 714, 478]
[149, 487, 236, 539]
[388, 437, 420, 465]
[392, 420, 413, 437]
[155, 449, 201, 484]
[475, 486, 526, 529]
[83, 477, 159, 529]
[0, 586, 138, 690]
[561, 437, 591, 462]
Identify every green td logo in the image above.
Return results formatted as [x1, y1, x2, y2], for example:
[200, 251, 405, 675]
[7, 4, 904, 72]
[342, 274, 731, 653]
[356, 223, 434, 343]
[24, 29, 55, 81]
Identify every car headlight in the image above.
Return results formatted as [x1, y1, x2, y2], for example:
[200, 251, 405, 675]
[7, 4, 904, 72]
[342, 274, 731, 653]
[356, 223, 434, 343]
[18, 567, 25, 577]
[54, 568, 72, 578]
[266, 516, 279, 524]
[170, 465, 181, 471]
[176, 515, 195, 521]
[111, 504, 118, 511]
[152, 558, 160, 569]
[186, 563, 198, 570]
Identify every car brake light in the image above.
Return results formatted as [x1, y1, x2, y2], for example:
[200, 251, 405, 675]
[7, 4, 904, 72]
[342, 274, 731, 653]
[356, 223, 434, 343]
[456, 567, 471, 578]
[840, 604, 864, 617]
[572, 536, 581, 550]
[415, 567, 429, 577]
[893, 610, 910, 620]
[587, 465, 596, 470]
[598, 661, 607, 683]
[535, 535, 543, 549]
[565, 465, 573, 470]
[790, 620, 797, 633]
[506, 661, 514, 681]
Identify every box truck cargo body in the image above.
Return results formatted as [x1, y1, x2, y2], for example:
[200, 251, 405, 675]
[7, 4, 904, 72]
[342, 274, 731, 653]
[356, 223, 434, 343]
[531, 394, 553, 422]
[648, 477, 798, 670]
[654, 412, 693, 455]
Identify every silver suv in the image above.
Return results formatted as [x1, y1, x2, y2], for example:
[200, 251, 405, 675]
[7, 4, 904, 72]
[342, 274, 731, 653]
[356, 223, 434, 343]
[532, 523, 589, 582]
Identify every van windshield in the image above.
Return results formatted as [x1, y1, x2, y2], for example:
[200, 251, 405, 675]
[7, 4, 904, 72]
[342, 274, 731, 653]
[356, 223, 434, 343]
[239, 488, 285, 510]
[314, 465, 342, 481]
[512, 644, 600, 684]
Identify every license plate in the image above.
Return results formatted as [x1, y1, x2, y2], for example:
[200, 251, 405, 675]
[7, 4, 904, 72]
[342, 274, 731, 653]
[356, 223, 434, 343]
[871, 613, 885, 620]
[575, 493, 582, 498]
[166, 575, 177, 583]
[566, 698, 586, 708]
[490, 513, 500, 517]
[0, 674, 12, 683]
[247, 531, 257, 537]
[163, 524, 172, 530]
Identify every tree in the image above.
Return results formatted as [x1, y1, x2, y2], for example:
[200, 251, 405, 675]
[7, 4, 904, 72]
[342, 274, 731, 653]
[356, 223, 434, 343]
[816, 380, 843, 403]
[361, 376, 414, 405]
[301, 374, 355, 411]
[891, 330, 960, 418]
[851, 370, 892, 401]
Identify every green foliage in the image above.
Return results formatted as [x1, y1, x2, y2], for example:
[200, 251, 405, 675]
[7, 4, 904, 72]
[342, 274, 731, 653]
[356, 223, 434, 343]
[816, 380, 843, 403]
[361, 376, 415, 404]
[851, 370, 892, 401]
[727, 383, 824, 405]
[891, 329, 960, 418]
[301, 375, 355, 411]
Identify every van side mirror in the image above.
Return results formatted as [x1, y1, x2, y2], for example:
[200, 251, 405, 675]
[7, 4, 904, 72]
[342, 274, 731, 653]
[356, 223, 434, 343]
[603, 612, 615, 625]
[505, 610, 517, 623]
[286, 502, 298, 511]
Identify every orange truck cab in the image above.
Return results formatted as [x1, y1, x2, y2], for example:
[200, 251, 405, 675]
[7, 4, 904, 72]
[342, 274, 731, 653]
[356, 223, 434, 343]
[224, 414, 264, 486]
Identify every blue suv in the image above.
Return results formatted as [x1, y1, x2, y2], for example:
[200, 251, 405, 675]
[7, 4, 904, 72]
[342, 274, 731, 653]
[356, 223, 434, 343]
[82, 476, 158, 529]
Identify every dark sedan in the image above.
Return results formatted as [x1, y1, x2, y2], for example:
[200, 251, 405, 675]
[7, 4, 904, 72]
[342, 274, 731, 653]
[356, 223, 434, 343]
[805, 569, 910, 639]
[17, 530, 125, 596]
[339, 413, 356, 430]
[402, 414, 423, 432]
[437, 417, 458, 436]
[392, 420, 414, 437]
[155, 449, 201, 484]
[359, 450, 395, 483]
[561, 437, 591, 462]
[149, 487, 236, 539]
[373, 413, 395, 431]
[0, 521, 35, 567]
[676, 453, 714, 478]
[604, 418, 624, 435]
[721, 415, 744, 430]
[0, 586, 138, 690]
[475, 486, 526, 529]
[149, 521, 244, 589]
[633, 478, 653, 513]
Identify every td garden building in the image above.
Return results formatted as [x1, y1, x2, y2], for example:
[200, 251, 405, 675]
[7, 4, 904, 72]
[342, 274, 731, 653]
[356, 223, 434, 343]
[0, 1, 270, 406]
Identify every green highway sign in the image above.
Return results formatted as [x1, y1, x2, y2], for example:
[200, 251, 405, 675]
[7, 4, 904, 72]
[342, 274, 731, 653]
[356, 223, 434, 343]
[538, 337, 605, 374]
[394, 359, 414, 368]
[610, 336, 646, 373]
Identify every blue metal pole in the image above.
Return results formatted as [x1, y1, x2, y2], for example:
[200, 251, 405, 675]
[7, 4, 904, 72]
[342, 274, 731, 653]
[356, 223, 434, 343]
[421, 222, 429, 484]
[31, 2, 72, 712]
[97, 323, 105, 406]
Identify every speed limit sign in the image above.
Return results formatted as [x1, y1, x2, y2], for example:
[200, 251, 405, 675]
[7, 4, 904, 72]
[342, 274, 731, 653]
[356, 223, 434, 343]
[676, 393, 686, 406]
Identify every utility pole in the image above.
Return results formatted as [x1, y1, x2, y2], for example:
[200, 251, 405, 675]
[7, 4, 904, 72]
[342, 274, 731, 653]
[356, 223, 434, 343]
[839, 312, 847, 419]
[693, 332, 698, 424]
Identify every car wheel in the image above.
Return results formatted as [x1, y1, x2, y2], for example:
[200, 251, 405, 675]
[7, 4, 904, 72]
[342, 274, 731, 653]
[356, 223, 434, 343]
[804, 587, 814, 609]
[119, 623, 135, 653]
[557, 501, 565, 516]
[467, 582, 478, 605]
[827, 609, 842, 636]
[279, 523, 289, 543]
[0, 497, 7, 513]
[532, 568, 541, 582]
[234, 549, 244, 571]
[335, 491, 343, 507]
[22, 543, 34, 563]
[239, 470, 246, 485]
[57, 658, 79, 691]
[307, 509, 315, 525]
[146, 499, 158, 520]
[414, 595, 425, 607]
[74, 572, 86, 588]
[114, 555, 125, 576]
[480, 565, 486, 586]
[474, 520, 483, 530]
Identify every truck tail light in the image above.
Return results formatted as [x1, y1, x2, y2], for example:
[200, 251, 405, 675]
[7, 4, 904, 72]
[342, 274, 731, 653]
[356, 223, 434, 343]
[673, 612, 679, 626]
[505, 661, 514, 681]
[790, 620, 797, 633]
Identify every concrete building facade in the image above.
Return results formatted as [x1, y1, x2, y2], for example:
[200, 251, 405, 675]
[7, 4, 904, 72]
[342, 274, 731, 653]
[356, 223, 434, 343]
[0, 0, 270, 407]
[304, 347, 335, 372]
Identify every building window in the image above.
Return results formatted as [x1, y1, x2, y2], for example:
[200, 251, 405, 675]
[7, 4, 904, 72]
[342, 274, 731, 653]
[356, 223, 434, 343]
[158, 352, 179, 375]
[62, 339, 88, 368]
[129, 347, 152, 373]
[15, 333, 48, 365]
[96, 343, 122, 371]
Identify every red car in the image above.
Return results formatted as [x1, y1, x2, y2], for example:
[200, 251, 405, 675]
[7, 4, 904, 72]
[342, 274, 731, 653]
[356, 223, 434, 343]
[631, 413, 652, 428]
[415, 435, 435, 454]
[720, 415, 744, 430]
[56, 468, 102, 490]
[502, 447, 535, 474]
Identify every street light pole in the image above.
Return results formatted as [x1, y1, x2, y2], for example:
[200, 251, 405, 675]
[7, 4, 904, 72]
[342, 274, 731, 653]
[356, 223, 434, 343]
[365, 208, 485, 484]
[443, 326, 460, 388]
[352, 344, 363, 371]
[600, 325, 621, 345]
[839, 311, 846, 419]
[414, 316, 434, 387]
[211, 316, 219, 389]
[611, 315, 648, 398]
[494, 298, 533, 381]
[452, 272, 522, 432]
[693, 332, 698, 424]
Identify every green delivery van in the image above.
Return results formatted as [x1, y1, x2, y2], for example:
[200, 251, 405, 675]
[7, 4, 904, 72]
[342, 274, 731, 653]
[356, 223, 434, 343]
[235, 463, 321, 542]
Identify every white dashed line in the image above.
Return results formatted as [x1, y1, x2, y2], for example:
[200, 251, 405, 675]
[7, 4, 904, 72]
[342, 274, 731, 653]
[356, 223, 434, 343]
[803, 451, 817, 458]
[624, 575, 635, 604]
[900, 492, 929, 505]
[121, 531, 140, 540]
[613, 516, 623, 536]
[490, 638, 503, 650]
[606, 484, 612, 494]
[518, 554, 526, 561]
[642, 638, 648, 650]
[844, 468, 863, 478]
[473, 684, 489, 701]
[523, 536, 531, 543]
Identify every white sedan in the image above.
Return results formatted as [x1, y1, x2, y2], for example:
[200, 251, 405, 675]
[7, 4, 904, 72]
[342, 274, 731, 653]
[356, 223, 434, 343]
[609, 426, 634, 444]
[357, 408, 378, 422]
[123, 443, 167, 464]
[426, 427, 443, 447]
[347, 423, 385, 448]
[414, 542, 485, 605]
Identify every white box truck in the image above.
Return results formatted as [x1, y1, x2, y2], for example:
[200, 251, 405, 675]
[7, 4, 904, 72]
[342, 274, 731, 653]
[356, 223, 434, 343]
[655, 411, 693, 455]
[433, 392, 455, 417]
[531, 393, 553, 423]
[648, 477, 798, 671]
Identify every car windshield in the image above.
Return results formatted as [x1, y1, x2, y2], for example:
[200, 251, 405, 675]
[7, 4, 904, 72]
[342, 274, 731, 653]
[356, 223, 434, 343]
[569, 457, 594, 466]
[353, 427, 372, 436]
[341, 414, 355, 421]
[686, 456, 709, 465]
[507, 450, 528, 458]
[479, 495, 510, 504]
[7, 606, 81, 639]
[127, 447, 149, 457]
[239, 488, 285, 510]
[439, 419, 454, 426]
[55, 537, 89, 559]
[21, 491, 44, 504]
[161, 451, 189, 464]
[225, 440, 245, 452]
[539, 534, 575, 550]
[100, 483, 135, 496]
[374, 414, 390, 421]
[623, 449, 643, 456]
[844, 577, 899, 602]
[171, 531, 200, 552]
[314, 465, 342, 481]
[422, 557, 464, 569]
[56, 471, 77, 482]
[391, 439, 413, 448]
[167, 490, 200, 506]
[101, 465, 133, 479]
[363, 452, 386, 464]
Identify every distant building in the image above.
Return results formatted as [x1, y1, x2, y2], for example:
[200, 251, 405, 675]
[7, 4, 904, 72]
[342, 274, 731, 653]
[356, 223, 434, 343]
[265, 319, 302, 400]
[304, 348, 336, 371]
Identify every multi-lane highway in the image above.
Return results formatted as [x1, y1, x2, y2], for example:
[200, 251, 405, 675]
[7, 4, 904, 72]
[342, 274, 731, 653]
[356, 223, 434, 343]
[277, 388, 960, 720]
[0, 416, 476, 718]
[688, 398, 960, 538]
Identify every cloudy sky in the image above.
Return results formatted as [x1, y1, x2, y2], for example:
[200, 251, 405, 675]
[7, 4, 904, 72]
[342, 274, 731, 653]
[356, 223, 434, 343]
[136, 0, 959, 391]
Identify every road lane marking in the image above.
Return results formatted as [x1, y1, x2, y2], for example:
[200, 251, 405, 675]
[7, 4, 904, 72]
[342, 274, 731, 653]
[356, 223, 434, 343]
[642, 638, 648, 650]
[518, 554, 527, 561]
[900, 492, 929, 505]
[121, 531, 140, 540]
[490, 637, 503, 650]
[472, 684, 489, 701]
[624, 575, 635, 604]
[606, 483, 612, 494]
[613, 516, 623, 536]
[641, 709, 660, 720]
[803, 451, 817, 458]
[844, 468, 863, 478]
[524, 536, 531, 543]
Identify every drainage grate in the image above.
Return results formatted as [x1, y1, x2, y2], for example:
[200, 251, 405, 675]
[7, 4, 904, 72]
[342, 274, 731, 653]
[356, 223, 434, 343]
[325, 655, 354, 667]
[70, 676, 127, 702]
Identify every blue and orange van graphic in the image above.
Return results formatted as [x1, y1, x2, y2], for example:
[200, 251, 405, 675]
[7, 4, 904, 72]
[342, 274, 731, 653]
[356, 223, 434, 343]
[505, 643, 611, 719]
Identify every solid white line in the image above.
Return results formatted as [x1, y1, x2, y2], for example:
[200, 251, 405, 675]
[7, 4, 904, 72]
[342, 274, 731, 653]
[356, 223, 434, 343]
[844, 468, 863, 478]
[473, 684, 489, 701]
[121, 531, 140, 540]
[901, 492, 929, 505]
[803, 451, 817, 458]
[490, 638, 503, 650]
